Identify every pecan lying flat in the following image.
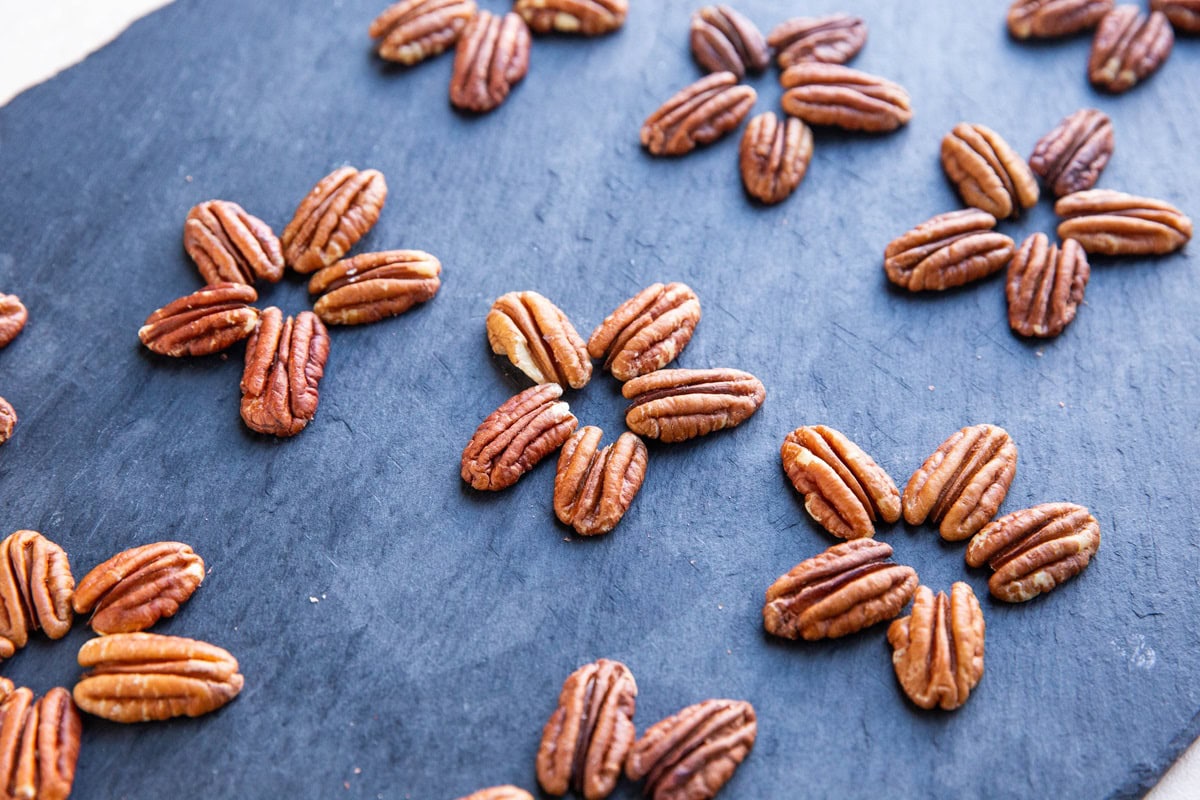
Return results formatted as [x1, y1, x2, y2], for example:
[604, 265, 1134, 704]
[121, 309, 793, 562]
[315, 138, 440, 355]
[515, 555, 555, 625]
[690, 6, 769, 79]
[888, 583, 985, 711]
[1007, 234, 1090, 338]
[884, 209, 1015, 292]
[623, 368, 765, 443]
[309, 249, 442, 326]
[457, 788, 534, 800]
[640, 72, 757, 157]
[0, 687, 82, 800]
[739, 112, 813, 205]
[768, 14, 867, 68]
[462, 383, 578, 490]
[1007, 0, 1114, 37]
[369, 0, 477, 64]
[450, 11, 531, 113]
[763, 539, 917, 640]
[138, 283, 260, 357]
[1055, 189, 1193, 255]
[554, 427, 648, 535]
[281, 167, 388, 274]
[587, 283, 700, 381]
[0, 294, 27, 350]
[516, 0, 628, 36]
[0, 530, 74, 659]
[184, 200, 284, 286]
[0, 398, 14, 448]
[240, 308, 331, 437]
[941, 123, 1040, 220]
[537, 658, 637, 800]
[73, 542, 205, 634]
[780, 63, 911, 133]
[1152, 0, 1200, 31]
[1029, 108, 1114, 198]
[1089, 6, 1173, 92]
[488, 291, 592, 389]
[625, 699, 755, 800]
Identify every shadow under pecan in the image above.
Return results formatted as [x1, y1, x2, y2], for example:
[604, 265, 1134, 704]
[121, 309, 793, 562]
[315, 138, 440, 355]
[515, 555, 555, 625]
[370, 0, 477, 65]
[1007, 234, 1090, 338]
[623, 368, 765, 443]
[309, 249, 442, 326]
[0, 294, 27, 350]
[690, 5, 769, 79]
[1007, 0, 1114, 38]
[1029, 108, 1114, 198]
[240, 307, 331, 438]
[780, 63, 911, 133]
[0, 530, 74, 660]
[1055, 189, 1193, 255]
[281, 167, 388, 274]
[888, 583, 985, 711]
[0, 687, 82, 800]
[587, 283, 700, 381]
[456, 788, 535, 800]
[554, 427, 648, 535]
[884, 209, 1015, 292]
[941, 123, 1039, 220]
[73, 542, 205, 635]
[0, 398, 14, 448]
[641, 72, 757, 157]
[183, 200, 284, 286]
[138, 283, 260, 358]
[1152, 0, 1200, 31]
[625, 699, 756, 800]
[462, 383, 578, 490]
[768, 14, 867, 68]
[516, 0, 628, 36]
[450, 11, 531, 113]
[739, 112, 813, 205]
[1088, 6, 1173, 93]
[488, 291, 592, 389]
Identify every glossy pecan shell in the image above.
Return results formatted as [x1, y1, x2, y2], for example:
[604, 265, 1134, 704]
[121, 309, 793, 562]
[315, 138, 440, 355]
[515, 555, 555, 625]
[0, 687, 82, 800]
[587, 282, 700, 381]
[1055, 189, 1193, 255]
[369, 0, 477, 64]
[690, 5, 769, 78]
[309, 249, 442, 326]
[739, 112, 813, 205]
[1006, 234, 1090, 338]
[780, 63, 911, 133]
[461, 383, 578, 491]
[0, 294, 27, 350]
[1152, 0, 1200, 31]
[625, 699, 756, 800]
[554, 427, 648, 536]
[1007, 0, 1114, 37]
[515, 0, 627, 36]
[183, 200, 283, 286]
[941, 123, 1039, 219]
[73, 542, 205, 635]
[768, 14, 867, 68]
[450, 11, 531, 113]
[281, 167, 388, 274]
[884, 209, 1015, 292]
[0, 398, 14, 449]
[1029, 108, 1114, 198]
[641, 72, 757, 157]
[888, 583, 985, 710]
[240, 308, 331, 437]
[623, 368, 765, 443]
[138, 283, 259, 357]
[487, 291, 592, 389]
[1088, 6, 1173, 92]
[0, 530, 74, 657]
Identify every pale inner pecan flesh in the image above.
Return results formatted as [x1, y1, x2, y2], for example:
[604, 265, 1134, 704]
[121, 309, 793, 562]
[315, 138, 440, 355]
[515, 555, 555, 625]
[308, 249, 442, 326]
[281, 166, 388, 274]
[768, 14, 867, 68]
[1029, 108, 1114, 198]
[641, 72, 757, 157]
[73, 541, 206, 635]
[488, 291, 592, 390]
[1055, 189, 1193, 255]
[884, 209, 1015, 292]
[450, 11, 532, 113]
[240, 307, 332, 437]
[461, 383, 579, 491]
[888, 583, 985, 711]
[183, 199, 284, 286]
[1006, 234, 1090, 338]
[625, 699, 756, 800]
[515, 0, 628, 36]
[554, 427, 648, 536]
[941, 122, 1040, 219]
[1088, 6, 1174, 93]
[1007, 0, 1114, 38]
[690, 5, 769, 79]
[0, 687, 83, 800]
[138, 283, 260, 358]
[0, 294, 27, 350]
[0, 530, 74, 659]
[587, 282, 700, 381]
[780, 63, 911, 133]
[623, 368, 765, 443]
[369, 0, 478, 65]
[739, 112, 814, 205]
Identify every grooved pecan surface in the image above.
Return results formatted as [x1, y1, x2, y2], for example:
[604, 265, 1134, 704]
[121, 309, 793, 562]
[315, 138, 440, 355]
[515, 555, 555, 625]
[623, 368, 765, 443]
[0, 530, 74, 658]
[768, 14, 867, 68]
[240, 308, 331, 437]
[884, 209, 1015, 291]
[587, 283, 700, 381]
[73, 542, 205, 635]
[554, 427, 648, 536]
[516, 0, 627, 36]
[450, 11, 531, 113]
[537, 658, 637, 800]
[370, 0, 477, 64]
[488, 292, 591, 389]
[739, 112, 813, 205]
[0, 294, 27, 350]
[888, 583, 985, 711]
[1006, 234, 1090, 338]
[780, 63, 911, 133]
[941, 123, 1040, 219]
[640, 72, 757, 157]
[1055, 189, 1193, 255]
[462, 383, 578, 490]
[1152, 0, 1200, 31]
[1029, 108, 1114, 197]
[1007, 0, 1114, 37]
[689, 6, 769, 78]
[1, 687, 83, 800]
[0, 398, 13, 448]
[183, 200, 284, 286]
[309, 249, 442, 326]
[138, 283, 260, 358]
[457, 788, 535, 800]
[281, 167, 388, 274]
[625, 699, 756, 800]
[1088, 6, 1173, 92]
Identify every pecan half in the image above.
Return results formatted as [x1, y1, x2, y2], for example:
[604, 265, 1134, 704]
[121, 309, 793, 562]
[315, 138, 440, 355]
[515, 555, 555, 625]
[369, 0, 477, 64]
[554, 427, 648, 536]
[690, 6, 769, 79]
[240, 308, 331, 437]
[966, 502, 1101, 602]
[138, 283, 259, 357]
[0, 294, 27, 350]
[1007, 0, 1114, 37]
[884, 209, 1015, 292]
[903, 424, 1018, 542]
[457, 788, 534, 800]
[0, 398, 14, 448]
[780, 63, 911, 133]
[1152, 0, 1200, 31]
[625, 699, 755, 800]
[281, 167, 388, 274]
[1029, 108, 1114, 198]
[763, 539, 918, 640]
[450, 11, 531, 113]
[515, 0, 627, 36]
[488, 291, 592, 389]
[0, 530, 74, 657]
[941, 123, 1039, 220]
[1055, 189, 1193, 255]
[739, 112, 813, 205]
[768, 14, 867, 68]
[73, 542, 205, 635]
[623, 368, 765, 443]
[462, 383, 578, 490]
[640, 72, 757, 157]
[537, 658, 637, 800]
[183, 200, 283, 286]
[888, 583, 985, 711]
[309, 249, 442, 326]
[587, 283, 700, 381]
[1006, 234, 1090, 338]
[1, 687, 83, 800]
[1088, 6, 1173, 92]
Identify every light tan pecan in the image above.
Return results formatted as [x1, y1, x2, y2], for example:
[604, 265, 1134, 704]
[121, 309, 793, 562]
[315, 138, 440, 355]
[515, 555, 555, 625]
[780, 63, 911, 133]
[739, 112, 813, 205]
[1089, 6, 1173, 92]
[0, 398, 13, 449]
[488, 291, 592, 389]
[966, 502, 1101, 602]
[183, 200, 283, 286]
[623, 368, 765, 443]
[690, 6, 769, 79]
[0, 294, 27, 350]
[781, 425, 901, 540]
[888, 583, 985, 711]
[1, 687, 83, 800]
[516, 0, 627, 35]
[763, 539, 917, 640]
[308, 249, 442, 326]
[625, 699, 755, 800]
[903, 424, 1018, 542]
[138, 283, 259, 358]
[240, 308, 331, 437]
[587, 283, 700, 381]
[941, 123, 1040, 219]
[640, 72, 757, 157]
[369, 0, 477, 64]
[281, 167, 388, 274]
[450, 11, 531, 113]
[1007, 0, 1114, 37]
[457, 788, 535, 800]
[462, 383, 578, 490]
[554, 427, 648, 536]
[1006, 234, 1090, 338]
[768, 14, 867, 68]
[1055, 189, 1193, 255]
[1029, 109, 1114, 198]
[1152, 0, 1200, 31]
[0, 530, 74, 658]
[73, 542, 205, 635]
[537, 658, 637, 800]
[884, 209, 1015, 292]
[0, 678, 11, 700]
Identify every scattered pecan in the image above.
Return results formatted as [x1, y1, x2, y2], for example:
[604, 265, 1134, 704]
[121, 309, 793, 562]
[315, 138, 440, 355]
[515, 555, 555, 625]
[1007, 0, 1114, 38]
[281, 167, 388, 274]
[640, 72, 757, 157]
[0, 398, 14, 448]
[450, 11, 532, 113]
[0, 530, 74, 658]
[73, 542, 206, 635]
[138, 283, 260, 357]
[1006, 234, 1090, 338]
[1029, 108, 1114, 198]
[1055, 189, 1193, 255]
[884, 209, 1015, 292]
[0, 687, 82, 800]
[1088, 6, 1173, 92]
[623, 368, 765, 443]
[554, 427, 648, 536]
[488, 291, 591, 389]
[515, 0, 627, 36]
[309, 249, 442, 326]
[461, 383, 578, 490]
[689, 6, 769, 79]
[240, 308, 331, 437]
[537, 658, 637, 800]
[768, 14, 867, 68]
[739, 112, 813, 205]
[457, 788, 534, 800]
[625, 699, 756, 800]
[781, 63, 911, 133]
[369, 0, 477, 64]
[941, 123, 1040, 220]
[1152, 0, 1200, 31]
[183, 200, 284, 286]
[587, 283, 700, 381]
[0, 294, 27, 350]
[888, 583, 985, 711]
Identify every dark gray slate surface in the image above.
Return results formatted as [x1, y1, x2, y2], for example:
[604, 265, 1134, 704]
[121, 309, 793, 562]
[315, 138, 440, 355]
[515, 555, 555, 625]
[0, 1, 1198, 798]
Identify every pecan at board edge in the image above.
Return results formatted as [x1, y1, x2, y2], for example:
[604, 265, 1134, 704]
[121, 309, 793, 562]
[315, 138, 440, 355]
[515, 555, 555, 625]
[138, 283, 260, 357]
[450, 11, 532, 113]
[515, 0, 628, 36]
[369, 0, 478, 65]
[461, 383, 578, 491]
[456, 788, 535, 800]
[280, 166, 388, 274]
[0, 530, 75, 659]
[884, 209, 1015, 292]
[587, 282, 700, 381]
[1007, 0, 1114, 38]
[240, 307, 331, 438]
[554, 427, 648, 536]
[780, 62, 911, 133]
[768, 14, 867, 68]
[0, 686, 83, 800]
[0, 397, 14, 448]
[1029, 108, 1114, 198]
[740, 112, 814, 205]
[1088, 6, 1173, 93]
[888, 582, 985, 711]
[941, 122, 1039, 219]
[1152, 0, 1200, 31]
[641, 72, 757, 157]
[488, 291, 592, 389]
[0, 294, 27, 350]
[622, 368, 765, 443]
[690, 5, 769, 79]
[309, 249, 442, 326]
[1006, 233, 1090, 338]
[73, 541, 206, 635]
[183, 199, 284, 286]
[1055, 189, 1193, 255]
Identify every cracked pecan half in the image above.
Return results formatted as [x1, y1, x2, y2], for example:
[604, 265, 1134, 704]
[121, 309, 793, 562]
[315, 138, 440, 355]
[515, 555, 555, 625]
[1089, 6, 1173, 92]
[240, 308, 331, 437]
[623, 368, 765, 443]
[457, 788, 534, 800]
[555, 427, 648, 536]
[587, 283, 700, 381]
[0, 687, 82, 800]
[309, 249, 442, 326]
[0, 294, 27, 350]
[781, 63, 911, 133]
[781, 425, 900, 540]
[450, 11, 531, 113]
[641, 72, 757, 157]
[768, 14, 867, 68]
[370, 0, 477, 64]
[1056, 189, 1193, 255]
[537, 658, 637, 800]
[281, 167, 388, 274]
[73, 542, 205, 635]
[740, 112, 813, 205]
[888, 583, 985, 711]
[1029, 108, 1114, 198]
[516, 0, 627, 35]
[0, 530, 74, 659]
[763, 539, 917, 640]
[0, 398, 14, 448]
[138, 283, 259, 357]
[941, 123, 1039, 220]
[488, 291, 592, 389]
[1006, 234, 1090, 338]
[967, 502, 1101, 602]
[625, 699, 755, 800]
[183, 200, 284, 286]
[884, 209, 1015, 292]
[462, 383, 578, 490]
[690, 6, 768, 79]
[1008, 0, 1113, 37]
[1152, 0, 1200, 31]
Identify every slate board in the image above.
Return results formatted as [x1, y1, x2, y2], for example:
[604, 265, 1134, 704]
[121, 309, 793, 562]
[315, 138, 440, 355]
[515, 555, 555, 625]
[1, 1, 1199, 798]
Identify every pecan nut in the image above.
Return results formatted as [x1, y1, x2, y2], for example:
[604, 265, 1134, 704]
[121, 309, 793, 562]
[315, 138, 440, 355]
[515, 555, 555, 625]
[966, 502, 1101, 602]
[138, 283, 260, 357]
[183, 200, 284, 286]
[450, 11, 532, 113]
[780, 63, 911, 133]
[1007, 0, 1114, 37]
[888, 583, 985, 711]
[1055, 189, 1193, 255]
[73, 542, 205, 635]
[554, 427, 648, 536]
[623, 368, 765, 443]
[308, 249, 442, 326]
[488, 291, 592, 389]
[281, 167, 388, 274]
[587, 283, 701, 381]
[625, 699, 756, 800]
[640, 72, 757, 157]
[690, 6, 769, 79]
[0, 530, 74, 657]
[1089, 6, 1173, 92]
[0, 687, 82, 800]
[941, 123, 1040, 220]
[0, 398, 14, 448]
[739, 112, 814, 205]
[536, 658, 637, 800]
[457, 788, 534, 800]
[515, 0, 627, 36]
[0, 294, 27, 350]
[767, 14, 867, 68]
[780, 425, 901, 540]
[884, 209, 1015, 292]
[240, 308, 331, 437]
[1029, 108, 1114, 198]
[369, 0, 477, 64]
[462, 383, 578, 490]
[1152, 0, 1200, 31]
[903, 424, 1018, 542]
[1006, 234, 1090, 338]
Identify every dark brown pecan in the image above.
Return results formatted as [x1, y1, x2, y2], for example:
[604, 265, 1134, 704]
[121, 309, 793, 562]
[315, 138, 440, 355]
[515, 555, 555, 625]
[0, 398, 14, 449]
[308, 249, 442, 326]
[462, 383, 578, 490]
[0, 531, 74, 659]
[138, 283, 259, 357]
[1, 687, 83, 800]
[903, 424, 1018, 542]
[689, 6, 769, 79]
[625, 699, 755, 800]
[1152, 0, 1200, 31]
[515, 0, 627, 36]
[183, 200, 283, 286]
[1006, 234, 1090, 338]
[941, 123, 1040, 219]
[587, 283, 700, 381]
[1007, 0, 1114, 37]
[240, 308, 331, 437]
[884, 209, 1015, 292]
[768, 14, 867, 67]
[73, 542, 205, 634]
[281, 167, 388, 274]
[457, 788, 534, 800]
[488, 291, 592, 389]
[1089, 6, 1173, 92]
[739, 112, 813, 205]
[554, 427, 648, 536]
[888, 583, 985, 711]
[537, 658, 637, 800]
[967, 502, 1101, 602]
[1029, 109, 1114, 198]
[623, 368, 765, 443]
[640, 72, 757, 157]
[780, 63, 911, 133]
[0, 294, 27, 350]
[450, 11, 531, 113]
[369, 0, 477, 64]
[1056, 189, 1193, 255]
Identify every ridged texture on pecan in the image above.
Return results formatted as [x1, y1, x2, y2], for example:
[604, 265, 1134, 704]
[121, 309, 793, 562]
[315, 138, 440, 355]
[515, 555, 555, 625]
[74, 632, 244, 722]
[0, 294, 27, 350]
[0, 687, 82, 800]
[488, 291, 592, 389]
[450, 11, 531, 113]
[966, 502, 1101, 602]
[903, 424, 1018, 542]
[0, 530, 74, 659]
[625, 699, 756, 800]
[462, 383, 578, 490]
[690, 6, 769, 79]
[884, 209, 1015, 292]
[516, 0, 627, 35]
[1152, 0, 1200, 31]
[1029, 108, 1114, 198]
[739, 112, 813, 205]
[888, 583, 985, 711]
[640, 72, 757, 157]
[0, 398, 14, 448]
[537, 658, 637, 800]
[1006, 234, 1090, 338]
[941, 123, 1040, 219]
[183, 200, 284, 286]
[1055, 189, 1193, 255]
[309, 249, 442, 326]
[281, 167, 388, 274]
[456, 788, 535, 800]
[240, 308, 331, 437]
[781, 425, 901, 540]
[138, 283, 260, 358]
[1088, 6, 1173, 92]
[554, 427, 648, 536]
[623, 368, 765, 443]
[73, 542, 206, 635]
[587, 283, 700, 381]
[767, 14, 867, 68]
[1007, 0, 1114, 37]
[780, 63, 911, 133]
[369, 0, 477, 64]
